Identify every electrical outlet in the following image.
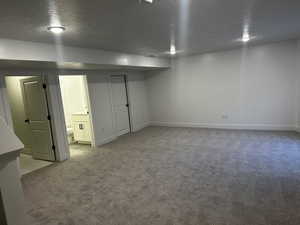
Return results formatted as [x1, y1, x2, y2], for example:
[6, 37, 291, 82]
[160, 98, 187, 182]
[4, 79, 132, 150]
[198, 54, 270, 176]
[221, 114, 229, 119]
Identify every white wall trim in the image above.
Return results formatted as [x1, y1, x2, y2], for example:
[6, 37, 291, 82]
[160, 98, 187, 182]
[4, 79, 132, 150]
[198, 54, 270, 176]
[132, 122, 150, 132]
[82, 75, 97, 147]
[95, 123, 150, 146]
[150, 121, 297, 131]
[95, 135, 117, 147]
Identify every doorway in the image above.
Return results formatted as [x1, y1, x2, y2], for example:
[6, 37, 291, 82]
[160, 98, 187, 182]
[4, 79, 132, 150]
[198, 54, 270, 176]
[111, 75, 131, 136]
[5, 75, 55, 175]
[58, 75, 94, 158]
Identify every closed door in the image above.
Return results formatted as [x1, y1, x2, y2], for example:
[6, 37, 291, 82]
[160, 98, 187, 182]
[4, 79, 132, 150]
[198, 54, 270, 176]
[111, 76, 130, 136]
[21, 77, 55, 161]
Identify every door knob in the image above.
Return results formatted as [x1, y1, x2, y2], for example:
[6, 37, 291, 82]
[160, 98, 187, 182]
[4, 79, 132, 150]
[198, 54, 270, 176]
[24, 119, 30, 123]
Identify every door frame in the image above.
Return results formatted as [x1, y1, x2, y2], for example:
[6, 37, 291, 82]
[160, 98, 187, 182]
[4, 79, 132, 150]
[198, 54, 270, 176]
[20, 76, 56, 161]
[57, 74, 96, 148]
[0, 71, 68, 162]
[110, 74, 132, 136]
[4, 74, 57, 161]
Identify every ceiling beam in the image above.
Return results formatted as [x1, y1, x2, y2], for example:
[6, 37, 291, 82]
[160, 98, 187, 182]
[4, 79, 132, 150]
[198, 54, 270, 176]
[0, 39, 170, 69]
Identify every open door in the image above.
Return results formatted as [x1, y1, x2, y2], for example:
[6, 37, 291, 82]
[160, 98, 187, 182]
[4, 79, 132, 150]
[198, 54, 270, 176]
[20, 77, 55, 161]
[111, 75, 131, 136]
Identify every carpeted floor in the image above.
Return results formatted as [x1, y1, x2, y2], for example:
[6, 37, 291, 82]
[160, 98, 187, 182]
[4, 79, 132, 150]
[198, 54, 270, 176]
[22, 126, 300, 225]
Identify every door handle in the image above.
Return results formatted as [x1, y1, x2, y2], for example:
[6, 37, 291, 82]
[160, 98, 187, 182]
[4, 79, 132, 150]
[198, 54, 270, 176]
[24, 119, 30, 123]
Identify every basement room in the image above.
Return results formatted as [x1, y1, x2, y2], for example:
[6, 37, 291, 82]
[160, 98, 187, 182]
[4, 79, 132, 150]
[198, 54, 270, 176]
[0, 0, 300, 225]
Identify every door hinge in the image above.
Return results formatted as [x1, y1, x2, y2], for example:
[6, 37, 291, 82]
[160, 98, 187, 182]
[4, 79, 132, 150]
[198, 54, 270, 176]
[47, 115, 51, 120]
[52, 145, 56, 150]
[43, 83, 47, 89]
[126, 103, 129, 107]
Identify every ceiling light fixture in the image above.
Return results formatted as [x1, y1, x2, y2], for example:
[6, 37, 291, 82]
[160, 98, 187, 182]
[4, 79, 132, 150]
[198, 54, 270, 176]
[170, 45, 176, 55]
[47, 26, 66, 34]
[242, 32, 250, 43]
[143, 0, 153, 3]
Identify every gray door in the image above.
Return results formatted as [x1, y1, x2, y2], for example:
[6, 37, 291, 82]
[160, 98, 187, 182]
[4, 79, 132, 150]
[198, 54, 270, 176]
[20, 77, 55, 161]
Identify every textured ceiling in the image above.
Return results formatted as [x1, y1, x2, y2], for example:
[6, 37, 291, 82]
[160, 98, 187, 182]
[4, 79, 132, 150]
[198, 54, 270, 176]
[1, 0, 300, 57]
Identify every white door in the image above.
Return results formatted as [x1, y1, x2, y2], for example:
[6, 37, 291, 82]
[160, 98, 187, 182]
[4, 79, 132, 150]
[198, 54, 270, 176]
[20, 77, 55, 161]
[111, 76, 130, 136]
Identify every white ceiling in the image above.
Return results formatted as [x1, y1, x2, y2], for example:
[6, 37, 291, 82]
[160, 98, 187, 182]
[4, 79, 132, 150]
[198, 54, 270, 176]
[1, 0, 300, 57]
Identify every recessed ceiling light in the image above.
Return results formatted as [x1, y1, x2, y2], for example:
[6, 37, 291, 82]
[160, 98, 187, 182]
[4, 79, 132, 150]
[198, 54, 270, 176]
[143, 0, 153, 3]
[170, 45, 176, 55]
[242, 33, 250, 42]
[47, 26, 66, 34]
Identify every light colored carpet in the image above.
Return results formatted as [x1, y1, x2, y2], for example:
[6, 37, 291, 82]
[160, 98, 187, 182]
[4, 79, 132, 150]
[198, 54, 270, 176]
[22, 126, 300, 225]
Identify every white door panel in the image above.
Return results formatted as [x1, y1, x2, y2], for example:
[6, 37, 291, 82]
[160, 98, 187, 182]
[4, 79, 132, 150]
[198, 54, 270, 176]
[111, 76, 130, 136]
[21, 77, 55, 161]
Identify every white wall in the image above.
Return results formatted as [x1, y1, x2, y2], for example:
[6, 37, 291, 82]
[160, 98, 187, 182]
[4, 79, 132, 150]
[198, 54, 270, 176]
[5, 76, 35, 154]
[87, 73, 115, 146]
[59, 76, 88, 128]
[146, 40, 298, 130]
[87, 71, 149, 146]
[127, 73, 150, 131]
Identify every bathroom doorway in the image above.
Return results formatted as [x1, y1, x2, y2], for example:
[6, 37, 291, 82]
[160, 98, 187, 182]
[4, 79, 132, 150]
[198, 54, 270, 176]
[58, 75, 95, 158]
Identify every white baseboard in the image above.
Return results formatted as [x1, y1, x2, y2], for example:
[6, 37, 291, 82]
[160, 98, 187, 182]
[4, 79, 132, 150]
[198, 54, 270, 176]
[95, 135, 117, 147]
[94, 122, 297, 147]
[150, 121, 297, 131]
[132, 122, 150, 132]
[94, 123, 151, 147]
